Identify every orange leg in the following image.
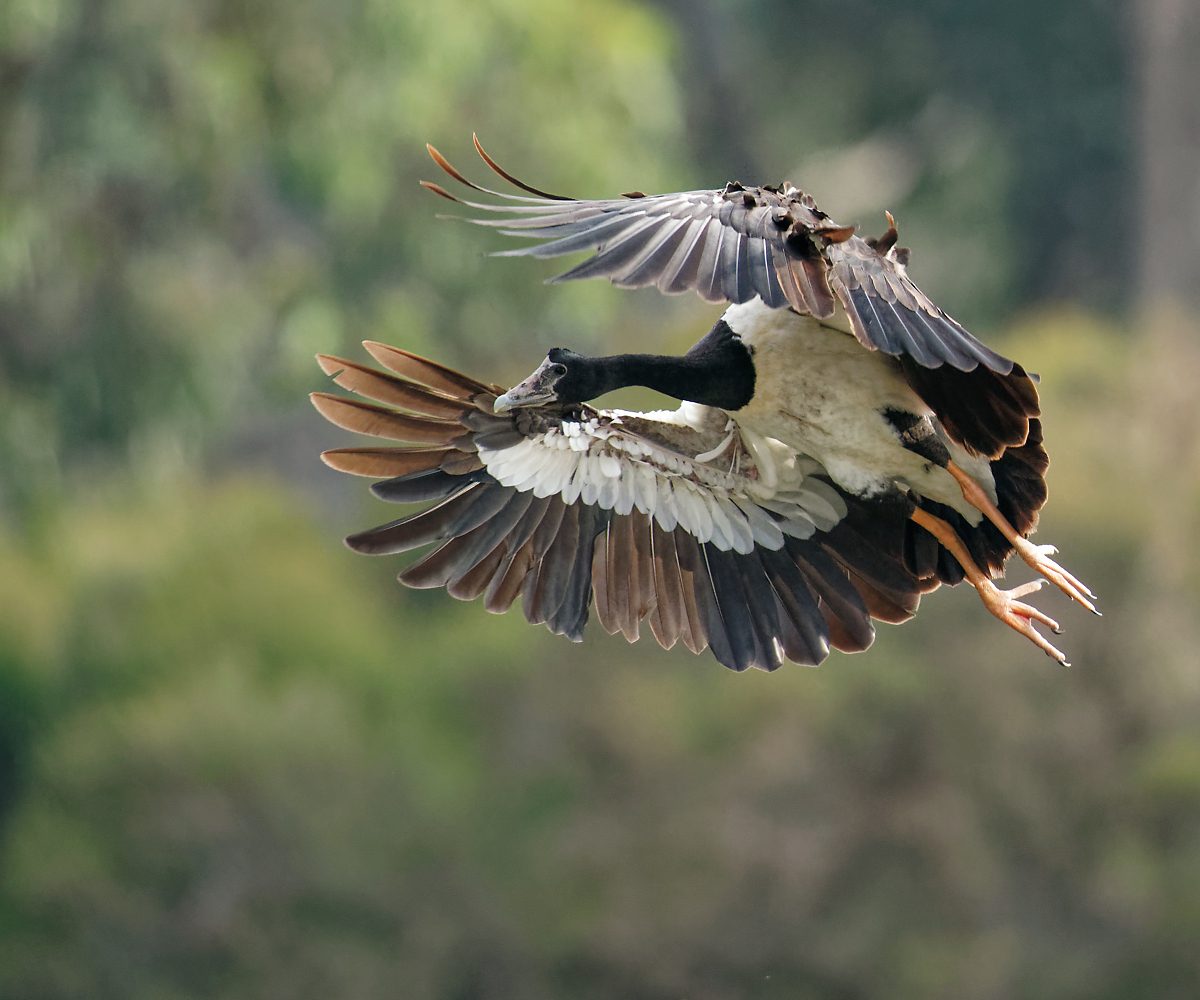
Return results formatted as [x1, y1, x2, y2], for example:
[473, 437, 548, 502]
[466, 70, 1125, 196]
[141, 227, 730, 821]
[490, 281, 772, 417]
[911, 507, 1071, 665]
[945, 461, 1098, 615]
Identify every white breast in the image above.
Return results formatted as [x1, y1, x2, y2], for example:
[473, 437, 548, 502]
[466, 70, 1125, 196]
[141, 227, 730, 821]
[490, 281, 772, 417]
[723, 299, 993, 521]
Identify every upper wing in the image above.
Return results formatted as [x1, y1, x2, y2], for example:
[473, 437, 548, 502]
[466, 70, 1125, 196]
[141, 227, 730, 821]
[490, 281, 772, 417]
[825, 235, 1012, 372]
[312, 343, 932, 671]
[423, 137, 1013, 374]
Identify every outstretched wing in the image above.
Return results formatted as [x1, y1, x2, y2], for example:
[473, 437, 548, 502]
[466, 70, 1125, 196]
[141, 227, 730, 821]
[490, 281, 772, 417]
[423, 137, 1013, 375]
[313, 344, 932, 671]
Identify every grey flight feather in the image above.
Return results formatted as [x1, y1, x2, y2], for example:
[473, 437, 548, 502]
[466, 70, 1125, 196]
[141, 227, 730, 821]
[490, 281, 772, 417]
[423, 138, 1014, 374]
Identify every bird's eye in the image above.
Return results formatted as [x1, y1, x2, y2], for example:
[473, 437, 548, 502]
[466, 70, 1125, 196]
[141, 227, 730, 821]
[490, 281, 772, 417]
[549, 363, 567, 377]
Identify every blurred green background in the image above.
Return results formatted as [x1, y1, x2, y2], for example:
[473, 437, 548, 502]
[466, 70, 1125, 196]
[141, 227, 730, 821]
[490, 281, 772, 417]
[2, 1, 1199, 997]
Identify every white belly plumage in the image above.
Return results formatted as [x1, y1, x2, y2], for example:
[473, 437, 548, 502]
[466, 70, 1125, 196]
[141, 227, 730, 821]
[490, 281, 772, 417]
[723, 300, 995, 524]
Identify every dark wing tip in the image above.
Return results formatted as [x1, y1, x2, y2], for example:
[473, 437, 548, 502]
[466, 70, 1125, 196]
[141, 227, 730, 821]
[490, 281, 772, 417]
[425, 143, 478, 189]
[472, 133, 572, 201]
[419, 179, 460, 203]
[315, 355, 347, 378]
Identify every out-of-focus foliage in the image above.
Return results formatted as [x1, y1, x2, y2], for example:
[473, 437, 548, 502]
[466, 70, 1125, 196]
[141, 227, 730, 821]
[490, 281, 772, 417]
[2, 1, 1199, 998]
[655, 0, 1130, 322]
[0, 0, 682, 513]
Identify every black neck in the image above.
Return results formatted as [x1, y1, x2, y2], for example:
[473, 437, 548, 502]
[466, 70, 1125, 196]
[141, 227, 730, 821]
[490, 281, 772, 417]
[570, 319, 755, 410]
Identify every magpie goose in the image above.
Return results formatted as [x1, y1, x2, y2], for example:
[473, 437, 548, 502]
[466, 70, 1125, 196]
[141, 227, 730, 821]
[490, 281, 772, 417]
[314, 139, 1099, 667]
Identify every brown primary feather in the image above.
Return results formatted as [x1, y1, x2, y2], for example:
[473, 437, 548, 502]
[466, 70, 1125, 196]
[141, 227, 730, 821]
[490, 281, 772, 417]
[631, 511, 656, 624]
[824, 613, 872, 655]
[485, 538, 536, 614]
[449, 543, 508, 602]
[310, 393, 466, 445]
[549, 504, 609, 640]
[439, 449, 487, 475]
[845, 573, 915, 625]
[471, 500, 548, 609]
[316, 354, 469, 419]
[320, 447, 453, 479]
[647, 524, 684, 651]
[590, 531, 615, 635]
[426, 143, 487, 195]
[363, 341, 496, 398]
[419, 179, 458, 203]
[676, 537, 729, 666]
[662, 525, 707, 655]
[605, 514, 638, 643]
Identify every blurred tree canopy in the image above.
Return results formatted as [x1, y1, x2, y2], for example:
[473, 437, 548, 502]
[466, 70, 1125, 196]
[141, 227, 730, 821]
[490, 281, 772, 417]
[657, 0, 1131, 319]
[0, 0, 684, 511]
[2, 1, 1199, 998]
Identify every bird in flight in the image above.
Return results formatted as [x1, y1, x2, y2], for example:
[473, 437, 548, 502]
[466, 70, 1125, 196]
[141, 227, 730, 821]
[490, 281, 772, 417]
[312, 137, 1098, 670]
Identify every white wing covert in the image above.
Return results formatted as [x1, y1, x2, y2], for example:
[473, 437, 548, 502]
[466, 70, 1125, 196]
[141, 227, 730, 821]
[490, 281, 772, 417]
[476, 406, 847, 554]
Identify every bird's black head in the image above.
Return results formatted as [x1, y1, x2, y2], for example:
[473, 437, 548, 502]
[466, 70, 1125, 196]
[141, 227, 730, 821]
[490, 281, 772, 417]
[493, 348, 607, 412]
